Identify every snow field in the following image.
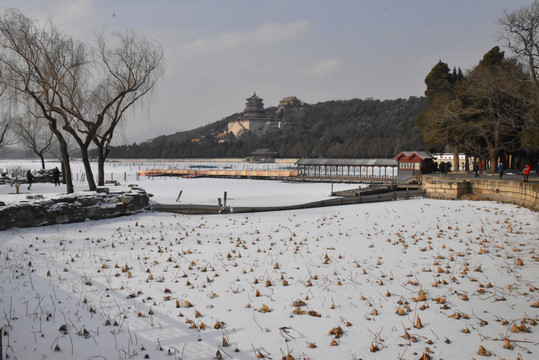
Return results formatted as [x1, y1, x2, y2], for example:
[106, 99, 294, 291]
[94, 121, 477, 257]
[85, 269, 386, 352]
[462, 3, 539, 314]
[0, 197, 537, 359]
[0, 160, 538, 359]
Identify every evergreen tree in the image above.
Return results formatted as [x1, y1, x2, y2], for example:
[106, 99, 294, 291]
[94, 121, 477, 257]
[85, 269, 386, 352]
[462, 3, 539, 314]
[416, 61, 462, 169]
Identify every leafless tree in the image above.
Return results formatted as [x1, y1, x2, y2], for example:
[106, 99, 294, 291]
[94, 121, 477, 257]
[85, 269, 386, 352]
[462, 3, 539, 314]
[0, 9, 163, 192]
[499, 0, 539, 91]
[14, 111, 54, 169]
[0, 86, 15, 151]
[0, 10, 85, 192]
[92, 30, 163, 186]
[0, 115, 12, 151]
[457, 58, 532, 171]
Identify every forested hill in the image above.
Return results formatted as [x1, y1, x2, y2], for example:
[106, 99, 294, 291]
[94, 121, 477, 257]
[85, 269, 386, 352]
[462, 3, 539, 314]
[109, 96, 429, 159]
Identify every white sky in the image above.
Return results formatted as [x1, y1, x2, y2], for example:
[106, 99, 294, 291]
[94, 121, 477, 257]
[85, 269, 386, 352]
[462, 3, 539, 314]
[0, 0, 532, 145]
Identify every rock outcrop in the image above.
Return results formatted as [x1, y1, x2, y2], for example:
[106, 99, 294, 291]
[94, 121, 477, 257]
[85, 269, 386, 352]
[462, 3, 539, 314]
[0, 186, 150, 230]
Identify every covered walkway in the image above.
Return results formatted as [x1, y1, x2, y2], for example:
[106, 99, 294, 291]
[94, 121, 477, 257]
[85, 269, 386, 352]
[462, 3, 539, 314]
[296, 158, 398, 183]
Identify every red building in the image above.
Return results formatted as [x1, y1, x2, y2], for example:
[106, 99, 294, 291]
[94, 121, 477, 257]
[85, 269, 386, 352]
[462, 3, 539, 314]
[393, 151, 435, 184]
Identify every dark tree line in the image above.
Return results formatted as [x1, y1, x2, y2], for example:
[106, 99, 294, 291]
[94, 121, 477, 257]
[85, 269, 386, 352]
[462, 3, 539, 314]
[108, 97, 429, 159]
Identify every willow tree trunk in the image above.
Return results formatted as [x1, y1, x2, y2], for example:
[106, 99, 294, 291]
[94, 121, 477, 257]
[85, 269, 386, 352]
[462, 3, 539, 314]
[79, 147, 97, 191]
[490, 149, 498, 175]
[50, 129, 74, 193]
[39, 154, 45, 169]
[97, 145, 105, 186]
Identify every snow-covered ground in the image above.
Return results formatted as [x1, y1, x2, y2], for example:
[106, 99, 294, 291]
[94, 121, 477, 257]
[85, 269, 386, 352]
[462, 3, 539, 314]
[0, 160, 538, 360]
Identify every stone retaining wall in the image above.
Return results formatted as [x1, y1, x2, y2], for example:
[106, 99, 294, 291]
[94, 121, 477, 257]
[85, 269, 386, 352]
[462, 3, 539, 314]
[0, 186, 150, 230]
[422, 175, 538, 211]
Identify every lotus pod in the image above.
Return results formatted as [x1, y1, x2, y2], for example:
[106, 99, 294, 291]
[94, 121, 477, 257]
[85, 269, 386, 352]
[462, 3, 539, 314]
[293, 307, 304, 315]
[413, 292, 427, 302]
[329, 326, 343, 338]
[519, 323, 529, 332]
[476, 345, 491, 356]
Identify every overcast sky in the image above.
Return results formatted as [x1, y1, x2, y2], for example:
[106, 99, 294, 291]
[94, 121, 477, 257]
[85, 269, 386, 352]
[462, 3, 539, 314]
[1, 0, 532, 145]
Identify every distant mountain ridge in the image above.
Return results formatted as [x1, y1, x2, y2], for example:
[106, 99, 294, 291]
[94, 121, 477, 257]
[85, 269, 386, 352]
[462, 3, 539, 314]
[109, 96, 429, 159]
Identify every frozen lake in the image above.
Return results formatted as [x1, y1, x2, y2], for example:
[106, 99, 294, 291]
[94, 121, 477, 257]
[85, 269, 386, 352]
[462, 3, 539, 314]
[0, 159, 537, 360]
[0, 159, 358, 207]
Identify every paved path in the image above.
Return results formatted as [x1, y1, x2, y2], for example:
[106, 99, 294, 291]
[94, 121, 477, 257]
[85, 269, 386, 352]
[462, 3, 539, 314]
[430, 171, 538, 183]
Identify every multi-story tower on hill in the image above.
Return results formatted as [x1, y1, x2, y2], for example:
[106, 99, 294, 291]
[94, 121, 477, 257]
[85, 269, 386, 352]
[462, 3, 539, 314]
[228, 92, 274, 137]
[243, 92, 267, 120]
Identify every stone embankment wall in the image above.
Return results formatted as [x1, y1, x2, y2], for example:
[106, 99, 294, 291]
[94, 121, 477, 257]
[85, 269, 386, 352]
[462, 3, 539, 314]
[0, 187, 150, 230]
[422, 175, 538, 211]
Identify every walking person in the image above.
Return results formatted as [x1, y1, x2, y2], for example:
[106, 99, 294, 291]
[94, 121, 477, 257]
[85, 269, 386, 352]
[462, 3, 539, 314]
[52, 167, 61, 186]
[473, 162, 479, 177]
[26, 170, 34, 190]
[523, 164, 530, 182]
[497, 163, 504, 179]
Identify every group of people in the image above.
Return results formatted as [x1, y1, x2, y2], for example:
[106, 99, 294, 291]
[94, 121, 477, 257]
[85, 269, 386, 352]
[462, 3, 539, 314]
[25, 167, 61, 190]
[473, 161, 484, 176]
[461, 161, 534, 182]
[496, 162, 532, 182]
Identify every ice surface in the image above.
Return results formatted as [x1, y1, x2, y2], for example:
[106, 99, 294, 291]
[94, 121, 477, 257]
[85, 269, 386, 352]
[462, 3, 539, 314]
[0, 160, 537, 359]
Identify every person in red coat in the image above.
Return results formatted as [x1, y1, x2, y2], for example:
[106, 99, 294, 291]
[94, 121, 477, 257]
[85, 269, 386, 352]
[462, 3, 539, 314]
[523, 164, 531, 182]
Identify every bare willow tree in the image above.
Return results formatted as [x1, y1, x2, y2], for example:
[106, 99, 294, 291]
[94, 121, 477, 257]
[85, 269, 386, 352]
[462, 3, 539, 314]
[0, 8, 163, 192]
[0, 9, 88, 192]
[14, 112, 54, 169]
[92, 31, 163, 186]
[499, 0, 539, 91]
[499, 1, 539, 151]
[0, 114, 12, 151]
[0, 86, 14, 151]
